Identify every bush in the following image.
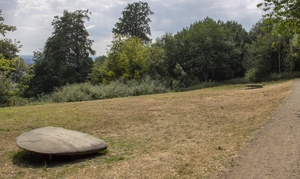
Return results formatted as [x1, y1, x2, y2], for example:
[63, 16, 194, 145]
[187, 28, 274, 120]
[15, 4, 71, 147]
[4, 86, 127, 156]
[223, 77, 248, 84]
[0, 72, 30, 107]
[178, 80, 220, 92]
[245, 68, 258, 82]
[49, 76, 169, 103]
[5, 96, 29, 107]
[266, 71, 300, 81]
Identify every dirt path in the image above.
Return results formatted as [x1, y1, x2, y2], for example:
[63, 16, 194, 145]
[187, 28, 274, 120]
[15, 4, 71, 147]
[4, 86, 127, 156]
[219, 79, 300, 179]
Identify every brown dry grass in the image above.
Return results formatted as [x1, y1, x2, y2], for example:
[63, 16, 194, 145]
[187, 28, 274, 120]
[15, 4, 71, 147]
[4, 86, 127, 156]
[0, 80, 293, 179]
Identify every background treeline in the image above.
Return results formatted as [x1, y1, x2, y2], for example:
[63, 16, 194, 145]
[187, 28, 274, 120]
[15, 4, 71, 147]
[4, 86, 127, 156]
[1, 1, 300, 107]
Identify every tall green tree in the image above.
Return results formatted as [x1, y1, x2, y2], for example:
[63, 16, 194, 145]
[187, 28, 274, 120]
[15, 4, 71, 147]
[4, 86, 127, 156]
[287, 34, 300, 72]
[221, 20, 249, 78]
[244, 20, 292, 82]
[0, 10, 29, 105]
[25, 50, 58, 97]
[0, 10, 21, 64]
[155, 33, 179, 80]
[112, 1, 154, 43]
[258, 0, 300, 35]
[41, 9, 95, 89]
[256, 1, 300, 78]
[146, 42, 168, 80]
[91, 35, 149, 84]
[174, 18, 245, 84]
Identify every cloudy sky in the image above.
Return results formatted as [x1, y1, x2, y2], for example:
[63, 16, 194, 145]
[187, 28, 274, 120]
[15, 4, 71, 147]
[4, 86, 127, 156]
[1, 0, 264, 56]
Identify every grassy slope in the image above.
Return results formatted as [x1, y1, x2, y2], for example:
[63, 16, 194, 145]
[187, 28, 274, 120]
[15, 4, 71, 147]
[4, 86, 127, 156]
[0, 81, 293, 179]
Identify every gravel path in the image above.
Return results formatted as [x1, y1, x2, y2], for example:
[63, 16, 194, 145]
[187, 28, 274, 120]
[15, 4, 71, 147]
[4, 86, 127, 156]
[219, 79, 300, 179]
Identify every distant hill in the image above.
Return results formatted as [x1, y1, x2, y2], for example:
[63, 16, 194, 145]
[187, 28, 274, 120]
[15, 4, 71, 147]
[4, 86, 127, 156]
[21, 55, 34, 65]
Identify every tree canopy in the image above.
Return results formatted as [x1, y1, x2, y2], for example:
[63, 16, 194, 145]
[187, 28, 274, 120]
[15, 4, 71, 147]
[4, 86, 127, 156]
[27, 9, 95, 96]
[91, 35, 150, 83]
[0, 10, 16, 37]
[0, 10, 30, 106]
[171, 18, 247, 85]
[112, 1, 154, 43]
[45, 9, 95, 84]
[258, 0, 300, 35]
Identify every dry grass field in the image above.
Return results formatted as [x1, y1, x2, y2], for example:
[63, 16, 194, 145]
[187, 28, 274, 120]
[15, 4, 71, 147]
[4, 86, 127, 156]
[0, 80, 293, 179]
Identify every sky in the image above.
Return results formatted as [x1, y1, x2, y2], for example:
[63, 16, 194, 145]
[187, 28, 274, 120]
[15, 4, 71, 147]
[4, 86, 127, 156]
[1, 0, 264, 56]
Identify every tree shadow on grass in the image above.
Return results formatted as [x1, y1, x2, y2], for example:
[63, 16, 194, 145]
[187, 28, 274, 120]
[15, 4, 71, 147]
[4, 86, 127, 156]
[12, 149, 107, 169]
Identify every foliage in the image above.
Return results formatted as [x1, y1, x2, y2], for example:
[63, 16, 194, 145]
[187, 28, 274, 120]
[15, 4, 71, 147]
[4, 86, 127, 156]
[91, 34, 150, 83]
[258, 0, 300, 36]
[0, 10, 23, 75]
[220, 20, 250, 77]
[112, 1, 154, 43]
[146, 42, 168, 80]
[27, 9, 95, 97]
[94, 55, 107, 66]
[154, 33, 179, 81]
[44, 9, 95, 85]
[0, 10, 30, 106]
[178, 80, 220, 92]
[243, 20, 292, 82]
[0, 53, 16, 71]
[0, 71, 29, 107]
[0, 72, 13, 106]
[248, 19, 266, 42]
[173, 17, 247, 84]
[50, 76, 168, 103]
[245, 67, 258, 82]
[0, 10, 16, 36]
[0, 10, 23, 74]
[286, 34, 300, 72]
[257, 1, 300, 74]
[25, 51, 59, 97]
[0, 39, 21, 59]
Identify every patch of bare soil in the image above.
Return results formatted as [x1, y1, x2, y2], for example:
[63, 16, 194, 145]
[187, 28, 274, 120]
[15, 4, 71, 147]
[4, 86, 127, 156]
[218, 79, 300, 179]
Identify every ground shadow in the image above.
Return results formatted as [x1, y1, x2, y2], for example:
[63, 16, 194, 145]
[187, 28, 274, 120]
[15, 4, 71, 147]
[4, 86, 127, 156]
[12, 149, 107, 168]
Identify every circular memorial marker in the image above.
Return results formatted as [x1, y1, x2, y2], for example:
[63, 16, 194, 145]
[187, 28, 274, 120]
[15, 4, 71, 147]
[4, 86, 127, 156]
[16, 126, 107, 155]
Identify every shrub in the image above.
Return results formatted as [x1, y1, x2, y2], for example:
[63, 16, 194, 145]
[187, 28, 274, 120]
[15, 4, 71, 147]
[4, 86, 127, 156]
[245, 68, 258, 82]
[49, 76, 169, 103]
[0, 72, 29, 107]
[267, 71, 300, 81]
[178, 80, 220, 92]
[223, 77, 248, 84]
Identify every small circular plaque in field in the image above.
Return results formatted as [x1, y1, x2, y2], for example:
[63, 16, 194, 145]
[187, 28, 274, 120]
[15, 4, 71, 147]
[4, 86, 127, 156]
[16, 126, 107, 155]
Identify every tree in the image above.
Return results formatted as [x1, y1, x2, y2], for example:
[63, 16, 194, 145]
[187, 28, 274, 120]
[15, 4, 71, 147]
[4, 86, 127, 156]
[221, 20, 249, 78]
[285, 34, 300, 72]
[258, 0, 300, 35]
[112, 1, 154, 43]
[256, 1, 300, 77]
[155, 33, 179, 80]
[174, 17, 245, 83]
[0, 10, 16, 36]
[43, 9, 95, 87]
[146, 42, 168, 80]
[0, 10, 29, 105]
[244, 19, 292, 82]
[91, 35, 150, 84]
[25, 50, 59, 97]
